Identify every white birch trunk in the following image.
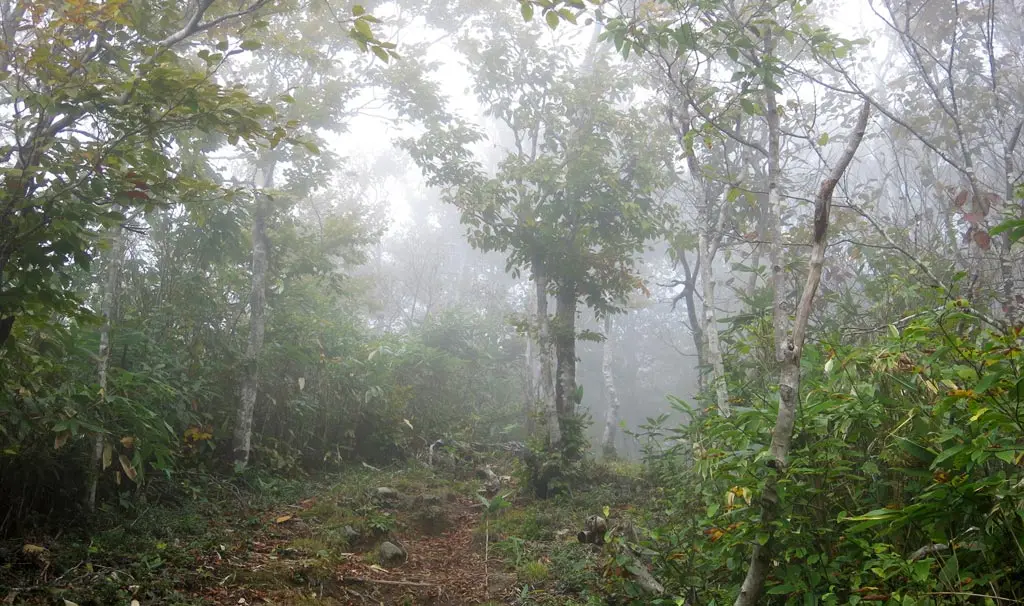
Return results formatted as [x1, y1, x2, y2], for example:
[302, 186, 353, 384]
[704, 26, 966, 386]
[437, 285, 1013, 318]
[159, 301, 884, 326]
[233, 163, 274, 469]
[700, 199, 730, 417]
[535, 267, 560, 446]
[87, 207, 125, 511]
[600, 315, 621, 457]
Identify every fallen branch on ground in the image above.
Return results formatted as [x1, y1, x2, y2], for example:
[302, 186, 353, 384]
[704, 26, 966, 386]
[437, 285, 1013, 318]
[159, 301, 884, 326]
[340, 576, 435, 588]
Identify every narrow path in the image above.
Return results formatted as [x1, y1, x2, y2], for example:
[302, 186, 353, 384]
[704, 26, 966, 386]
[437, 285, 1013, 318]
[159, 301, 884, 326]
[335, 498, 492, 605]
[191, 479, 511, 605]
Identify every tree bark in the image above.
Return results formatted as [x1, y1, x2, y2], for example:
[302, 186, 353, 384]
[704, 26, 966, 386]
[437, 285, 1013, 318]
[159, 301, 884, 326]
[600, 315, 621, 458]
[233, 162, 274, 470]
[534, 264, 560, 446]
[700, 197, 731, 417]
[553, 282, 577, 444]
[86, 209, 125, 511]
[735, 99, 871, 606]
[524, 283, 539, 435]
[676, 251, 705, 390]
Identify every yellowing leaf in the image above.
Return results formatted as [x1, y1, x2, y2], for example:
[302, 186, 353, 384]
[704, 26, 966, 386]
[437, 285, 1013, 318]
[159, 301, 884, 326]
[275, 514, 293, 524]
[120, 436, 136, 448]
[102, 442, 113, 470]
[23, 544, 47, 555]
[119, 454, 138, 482]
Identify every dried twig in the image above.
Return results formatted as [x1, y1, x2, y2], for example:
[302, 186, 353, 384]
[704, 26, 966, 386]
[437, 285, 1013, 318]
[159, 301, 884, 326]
[340, 576, 435, 588]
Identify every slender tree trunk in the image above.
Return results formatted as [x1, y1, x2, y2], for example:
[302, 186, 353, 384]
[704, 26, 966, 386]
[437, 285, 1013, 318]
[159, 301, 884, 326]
[677, 251, 705, 390]
[233, 162, 274, 470]
[700, 199, 730, 417]
[553, 282, 577, 445]
[535, 264, 560, 446]
[87, 208, 125, 511]
[600, 315, 621, 458]
[735, 99, 870, 606]
[524, 284, 539, 435]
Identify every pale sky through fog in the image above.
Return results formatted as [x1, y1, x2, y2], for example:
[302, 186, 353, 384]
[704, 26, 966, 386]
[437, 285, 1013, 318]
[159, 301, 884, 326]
[331, 0, 889, 232]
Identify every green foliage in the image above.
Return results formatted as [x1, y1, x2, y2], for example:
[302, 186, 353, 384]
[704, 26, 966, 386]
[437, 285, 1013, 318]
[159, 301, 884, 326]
[630, 297, 1024, 603]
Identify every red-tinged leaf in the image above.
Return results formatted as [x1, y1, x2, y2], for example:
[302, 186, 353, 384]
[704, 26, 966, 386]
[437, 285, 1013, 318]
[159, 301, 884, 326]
[963, 213, 983, 225]
[953, 190, 969, 208]
[973, 230, 991, 250]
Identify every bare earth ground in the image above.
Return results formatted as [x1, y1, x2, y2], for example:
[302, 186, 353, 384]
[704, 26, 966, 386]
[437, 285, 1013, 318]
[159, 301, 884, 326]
[2, 463, 636, 605]
[185, 475, 503, 605]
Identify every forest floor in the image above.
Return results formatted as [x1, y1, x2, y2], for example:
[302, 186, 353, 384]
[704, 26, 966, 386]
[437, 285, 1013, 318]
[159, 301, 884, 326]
[1, 459, 646, 605]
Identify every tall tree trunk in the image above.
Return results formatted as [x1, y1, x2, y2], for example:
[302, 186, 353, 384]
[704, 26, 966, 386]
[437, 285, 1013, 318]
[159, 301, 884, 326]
[600, 315, 621, 458]
[700, 197, 730, 417]
[233, 162, 274, 470]
[735, 99, 871, 606]
[87, 208, 125, 511]
[535, 264, 560, 446]
[676, 251, 705, 391]
[524, 283, 539, 435]
[553, 282, 577, 446]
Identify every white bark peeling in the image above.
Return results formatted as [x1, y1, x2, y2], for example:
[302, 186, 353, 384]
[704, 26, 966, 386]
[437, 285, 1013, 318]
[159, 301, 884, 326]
[600, 315, 621, 456]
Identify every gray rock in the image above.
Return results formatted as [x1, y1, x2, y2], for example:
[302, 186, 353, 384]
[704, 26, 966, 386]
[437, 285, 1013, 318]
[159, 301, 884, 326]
[341, 525, 360, 541]
[375, 487, 400, 500]
[487, 572, 517, 595]
[415, 493, 443, 507]
[378, 541, 406, 565]
[413, 504, 450, 535]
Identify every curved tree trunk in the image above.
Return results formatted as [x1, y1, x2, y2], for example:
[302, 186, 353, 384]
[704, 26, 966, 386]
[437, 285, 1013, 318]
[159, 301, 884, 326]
[735, 95, 871, 606]
[600, 315, 621, 458]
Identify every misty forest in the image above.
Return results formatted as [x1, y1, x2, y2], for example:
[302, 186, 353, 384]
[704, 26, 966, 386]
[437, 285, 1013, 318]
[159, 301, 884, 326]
[1, 0, 1023, 604]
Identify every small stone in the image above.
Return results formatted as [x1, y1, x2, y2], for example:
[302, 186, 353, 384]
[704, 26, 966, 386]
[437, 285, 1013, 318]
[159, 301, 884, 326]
[341, 525, 360, 541]
[378, 541, 406, 565]
[375, 487, 400, 500]
[413, 505, 450, 535]
[487, 572, 517, 594]
[415, 493, 443, 507]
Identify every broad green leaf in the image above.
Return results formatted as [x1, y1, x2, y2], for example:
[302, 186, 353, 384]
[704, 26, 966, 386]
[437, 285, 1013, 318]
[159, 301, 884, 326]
[894, 437, 936, 464]
[521, 2, 534, 21]
[545, 10, 559, 28]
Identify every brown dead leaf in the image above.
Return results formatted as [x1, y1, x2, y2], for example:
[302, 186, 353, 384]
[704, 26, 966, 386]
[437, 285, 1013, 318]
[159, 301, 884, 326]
[119, 454, 138, 482]
[53, 431, 70, 450]
[275, 515, 293, 524]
